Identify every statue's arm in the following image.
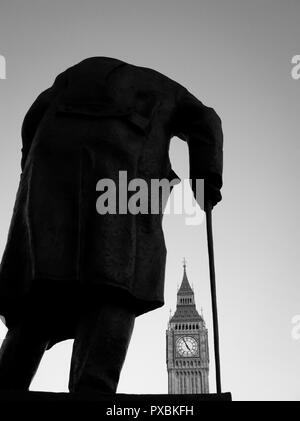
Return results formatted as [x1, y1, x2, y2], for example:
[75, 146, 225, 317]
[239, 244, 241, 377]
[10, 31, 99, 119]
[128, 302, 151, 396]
[20, 70, 68, 171]
[172, 87, 224, 209]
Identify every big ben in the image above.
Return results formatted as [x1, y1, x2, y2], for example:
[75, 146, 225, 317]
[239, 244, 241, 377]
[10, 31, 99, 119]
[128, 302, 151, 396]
[166, 260, 209, 394]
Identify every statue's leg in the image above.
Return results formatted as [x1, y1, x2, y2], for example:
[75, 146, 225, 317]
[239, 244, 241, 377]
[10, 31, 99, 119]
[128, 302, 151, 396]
[0, 311, 50, 390]
[68, 296, 135, 394]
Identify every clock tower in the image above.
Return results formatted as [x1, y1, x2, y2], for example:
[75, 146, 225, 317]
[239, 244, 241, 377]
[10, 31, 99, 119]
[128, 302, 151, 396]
[166, 260, 209, 394]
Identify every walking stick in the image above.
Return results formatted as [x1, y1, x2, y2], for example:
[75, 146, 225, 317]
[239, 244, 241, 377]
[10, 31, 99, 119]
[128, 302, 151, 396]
[205, 201, 222, 394]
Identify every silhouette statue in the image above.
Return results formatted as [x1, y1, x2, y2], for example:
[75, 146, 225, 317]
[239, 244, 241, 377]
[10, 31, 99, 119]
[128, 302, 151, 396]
[0, 57, 223, 393]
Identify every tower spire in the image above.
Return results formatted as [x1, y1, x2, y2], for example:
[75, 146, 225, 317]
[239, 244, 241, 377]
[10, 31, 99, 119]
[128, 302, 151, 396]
[178, 258, 193, 295]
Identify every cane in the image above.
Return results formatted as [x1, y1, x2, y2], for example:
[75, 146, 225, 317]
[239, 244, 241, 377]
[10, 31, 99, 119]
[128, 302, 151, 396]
[205, 201, 222, 394]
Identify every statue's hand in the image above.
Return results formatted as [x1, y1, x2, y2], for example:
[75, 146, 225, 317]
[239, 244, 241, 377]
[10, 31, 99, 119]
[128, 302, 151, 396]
[204, 199, 213, 213]
[204, 181, 222, 211]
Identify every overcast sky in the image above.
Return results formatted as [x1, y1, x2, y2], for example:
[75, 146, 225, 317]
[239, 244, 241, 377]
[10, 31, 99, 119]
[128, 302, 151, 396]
[0, 0, 299, 401]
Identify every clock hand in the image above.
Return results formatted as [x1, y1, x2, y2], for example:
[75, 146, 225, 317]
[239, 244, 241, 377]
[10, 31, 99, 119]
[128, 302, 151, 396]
[183, 338, 191, 351]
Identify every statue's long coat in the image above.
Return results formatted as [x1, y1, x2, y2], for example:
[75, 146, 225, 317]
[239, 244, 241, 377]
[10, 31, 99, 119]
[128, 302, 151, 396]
[0, 57, 223, 349]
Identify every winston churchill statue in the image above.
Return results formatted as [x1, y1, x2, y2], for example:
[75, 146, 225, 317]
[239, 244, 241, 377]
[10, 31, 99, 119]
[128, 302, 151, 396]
[0, 56, 223, 393]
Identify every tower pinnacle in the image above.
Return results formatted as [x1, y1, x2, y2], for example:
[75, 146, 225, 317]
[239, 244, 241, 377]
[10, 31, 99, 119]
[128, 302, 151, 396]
[178, 260, 194, 296]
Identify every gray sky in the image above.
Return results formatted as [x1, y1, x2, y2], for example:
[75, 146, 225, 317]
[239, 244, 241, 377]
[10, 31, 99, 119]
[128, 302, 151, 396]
[0, 0, 299, 401]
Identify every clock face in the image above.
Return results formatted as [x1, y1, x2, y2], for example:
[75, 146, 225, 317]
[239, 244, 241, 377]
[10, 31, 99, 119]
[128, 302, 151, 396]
[176, 336, 198, 357]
